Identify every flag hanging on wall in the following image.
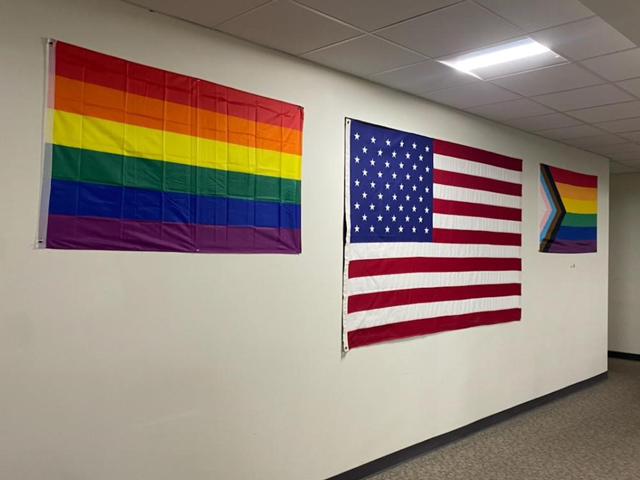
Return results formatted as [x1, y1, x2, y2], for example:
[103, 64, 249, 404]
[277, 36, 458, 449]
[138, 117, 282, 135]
[539, 164, 597, 254]
[343, 119, 523, 350]
[39, 40, 303, 254]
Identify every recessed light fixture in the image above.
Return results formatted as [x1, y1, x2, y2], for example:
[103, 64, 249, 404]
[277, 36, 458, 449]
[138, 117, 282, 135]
[439, 38, 566, 80]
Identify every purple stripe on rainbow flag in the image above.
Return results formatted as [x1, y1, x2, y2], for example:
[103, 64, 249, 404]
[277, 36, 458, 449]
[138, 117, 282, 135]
[546, 240, 597, 254]
[47, 215, 301, 254]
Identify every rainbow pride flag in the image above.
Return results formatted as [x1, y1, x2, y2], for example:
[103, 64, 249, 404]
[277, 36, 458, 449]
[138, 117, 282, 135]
[539, 164, 597, 254]
[39, 40, 303, 254]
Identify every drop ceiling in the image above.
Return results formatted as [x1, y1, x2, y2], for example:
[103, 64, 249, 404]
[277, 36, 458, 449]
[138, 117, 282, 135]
[123, 0, 640, 175]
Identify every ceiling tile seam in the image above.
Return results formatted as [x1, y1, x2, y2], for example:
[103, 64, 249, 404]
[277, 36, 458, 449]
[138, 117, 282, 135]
[467, 0, 597, 34]
[364, 60, 434, 79]
[364, 1, 469, 34]
[212, 0, 278, 29]
[563, 99, 640, 118]
[298, 32, 432, 60]
[576, 45, 639, 63]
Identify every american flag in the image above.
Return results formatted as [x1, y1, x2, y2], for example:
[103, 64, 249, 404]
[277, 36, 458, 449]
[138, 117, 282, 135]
[343, 119, 522, 350]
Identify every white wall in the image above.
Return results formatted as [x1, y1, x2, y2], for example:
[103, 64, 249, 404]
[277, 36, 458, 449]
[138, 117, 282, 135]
[0, 0, 609, 479]
[609, 173, 640, 355]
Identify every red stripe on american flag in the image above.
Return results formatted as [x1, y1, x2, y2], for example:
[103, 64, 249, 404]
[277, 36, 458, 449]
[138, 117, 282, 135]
[433, 170, 522, 197]
[432, 199, 522, 221]
[349, 257, 521, 278]
[347, 308, 522, 348]
[348, 283, 521, 314]
[432, 229, 522, 246]
[434, 139, 522, 172]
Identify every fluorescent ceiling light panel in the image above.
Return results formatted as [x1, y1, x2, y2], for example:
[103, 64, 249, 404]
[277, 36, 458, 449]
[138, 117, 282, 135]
[439, 38, 566, 80]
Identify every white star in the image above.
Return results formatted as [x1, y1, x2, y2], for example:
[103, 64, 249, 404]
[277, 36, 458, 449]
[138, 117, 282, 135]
[412, 143, 417, 150]
[419, 216, 423, 223]
[355, 225, 360, 232]
[419, 196, 423, 202]
[362, 214, 367, 221]
[370, 225, 375, 232]
[392, 151, 397, 158]
[399, 205, 404, 212]
[377, 193, 383, 200]
[377, 215, 383, 222]
[385, 183, 390, 190]
[425, 207, 430, 213]
[362, 192, 368, 199]
[363, 169, 368, 176]
[412, 185, 417, 191]
[425, 228, 429, 234]
[385, 204, 390, 211]
[354, 133, 360, 140]
[371, 136, 376, 144]
[370, 181, 376, 188]
[399, 162, 404, 169]
[405, 195, 410, 201]
[426, 146, 430, 152]
[385, 226, 390, 233]
[399, 184, 404, 191]
[412, 205, 417, 212]
[412, 164, 417, 171]
[354, 202, 360, 210]
[354, 179, 360, 186]
[392, 194, 397, 201]
[378, 149, 383, 156]
[406, 173, 411, 180]
[384, 161, 390, 168]
[370, 159, 376, 166]
[362, 146, 368, 154]
[412, 226, 416, 233]
[369, 203, 375, 210]
[355, 156, 360, 163]
[392, 215, 397, 222]
[405, 152, 411, 159]
[426, 166, 430, 173]
[377, 171, 383, 178]
[425, 187, 430, 193]
[385, 139, 391, 146]
[405, 215, 410, 222]
[392, 172, 397, 179]
[399, 226, 404, 233]
[400, 141, 404, 148]
[419, 155, 423, 161]
[419, 175, 423, 181]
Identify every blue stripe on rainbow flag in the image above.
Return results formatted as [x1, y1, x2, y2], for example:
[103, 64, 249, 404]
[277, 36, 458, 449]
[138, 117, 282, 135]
[554, 225, 597, 241]
[49, 179, 301, 229]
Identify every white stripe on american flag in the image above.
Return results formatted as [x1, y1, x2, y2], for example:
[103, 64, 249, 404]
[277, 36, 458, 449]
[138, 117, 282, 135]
[348, 271, 521, 295]
[434, 183, 522, 208]
[345, 296, 522, 332]
[433, 213, 522, 233]
[347, 242, 521, 260]
[434, 154, 522, 184]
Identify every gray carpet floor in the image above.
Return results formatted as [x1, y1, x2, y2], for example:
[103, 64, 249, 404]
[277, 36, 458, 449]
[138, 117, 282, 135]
[370, 358, 640, 480]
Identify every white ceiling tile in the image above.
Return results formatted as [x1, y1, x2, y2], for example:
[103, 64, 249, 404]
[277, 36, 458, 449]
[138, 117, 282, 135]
[610, 161, 639, 174]
[368, 60, 478, 94]
[617, 78, 640, 98]
[130, 0, 270, 27]
[537, 124, 605, 140]
[587, 143, 640, 155]
[303, 36, 426, 76]
[294, 0, 462, 32]
[566, 101, 640, 123]
[504, 113, 583, 131]
[581, 49, 640, 81]
[421, 82, 520, 109]
[377, 2, 522, 57]
[465, 98, 553, 121]
[216, 1, 361, 55]
[610, 151, 640, 161]
[563, 135, 629, 147]
[475, 0, 593, 32]
[530, 17, 635, 61]
[491, 64, 603, 96]
[620, 131, 640, 142]
[532, 84, 634, 111]
[595, 117, 640, 133]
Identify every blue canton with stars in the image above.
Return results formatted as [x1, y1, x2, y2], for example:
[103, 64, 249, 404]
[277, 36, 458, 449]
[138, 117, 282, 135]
[348, 119, 434, 243]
